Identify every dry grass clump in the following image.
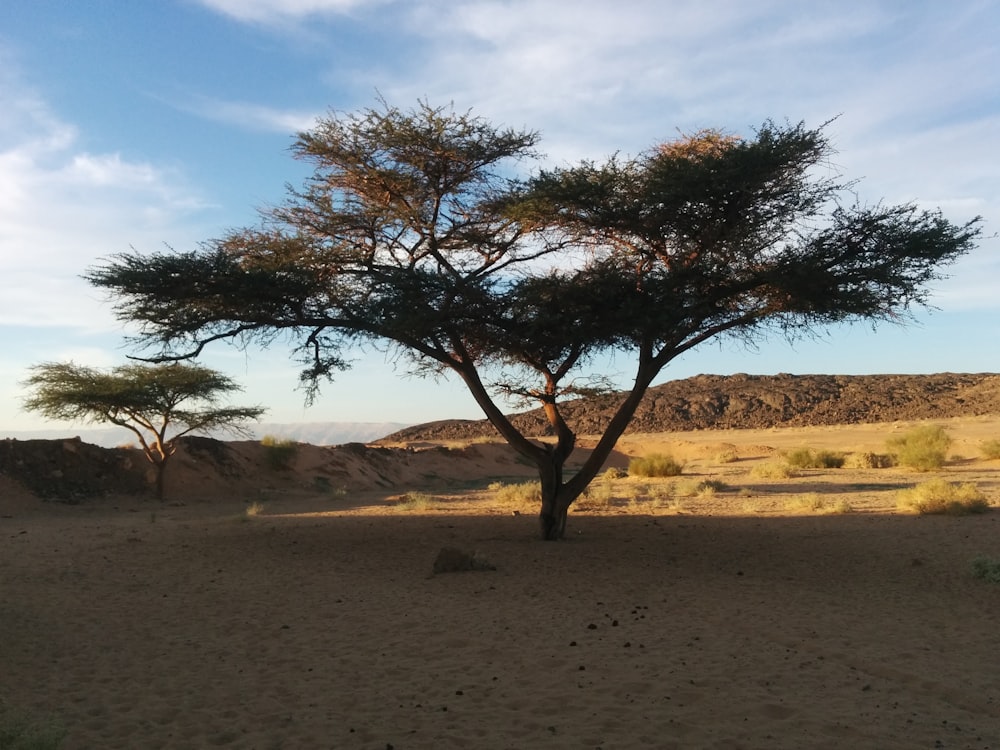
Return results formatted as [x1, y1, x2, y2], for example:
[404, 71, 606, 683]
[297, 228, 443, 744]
[886, 425, 952, 472]
[261, 434, 298, 470]
[628, 453, 684, 478]
[896, 479, 990, 515]
[487, 481, 540, 511]
[844, 452, 895, 469]
[783, 447, 845, 469]
[979, 439, 1000, 460]
[244, 501, 265, 518]
[750, 462, 797, 479]
[397, 491, 436, 511]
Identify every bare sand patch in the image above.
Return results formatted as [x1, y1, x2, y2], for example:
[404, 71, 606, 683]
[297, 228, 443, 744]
[3, 418, 1000, 748]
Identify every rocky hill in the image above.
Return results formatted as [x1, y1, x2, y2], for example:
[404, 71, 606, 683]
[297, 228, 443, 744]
[380, 373, 1000, 442]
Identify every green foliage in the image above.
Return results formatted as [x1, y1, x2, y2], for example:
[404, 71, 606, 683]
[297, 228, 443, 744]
[783, 447, 845, 469]
[886, 425, 953, 471]
[261, 435, 298, 470]
[0, 707, 66, 750]
[629, 453, 684, 477]
[971, 556, 1000, 584]
[897, 479, 990, 515]
[979, 439, 1000, 460]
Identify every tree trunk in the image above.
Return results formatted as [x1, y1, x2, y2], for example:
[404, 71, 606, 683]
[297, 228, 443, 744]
[536, 446, 575, 541]
[154, 459, 167, 501]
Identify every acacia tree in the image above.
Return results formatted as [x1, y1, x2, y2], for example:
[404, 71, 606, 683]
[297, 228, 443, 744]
[86, 102, 980, 538]
[23, 362, 265, 500]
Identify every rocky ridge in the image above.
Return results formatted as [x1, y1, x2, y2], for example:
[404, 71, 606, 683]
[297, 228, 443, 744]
[380, 373, 1000, 442]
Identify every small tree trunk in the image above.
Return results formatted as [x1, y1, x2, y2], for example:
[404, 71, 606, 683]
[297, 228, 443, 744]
[154, 458, 168, 501]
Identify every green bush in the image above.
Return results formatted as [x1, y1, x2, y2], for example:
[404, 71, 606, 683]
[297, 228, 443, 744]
[886, 425, 952, 471]
[784, 447, 845, 469]
[0, 708, 66, 750]
[979, 439, 1000, 460]
[628, 453, 684, 478]
[261, 435, 298, 470]
[897, 478, 990, 515]
[971, 556, 1000, 583]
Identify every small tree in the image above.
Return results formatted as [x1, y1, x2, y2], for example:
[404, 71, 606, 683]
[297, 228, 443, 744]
[86, 101, 980, 538]
[22, 362, 265, 499]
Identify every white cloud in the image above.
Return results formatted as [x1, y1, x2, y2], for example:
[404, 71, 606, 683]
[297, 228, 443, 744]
[0, 67, 211, 329]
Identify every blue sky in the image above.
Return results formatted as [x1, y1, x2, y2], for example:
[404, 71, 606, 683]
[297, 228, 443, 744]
[1, 0, 997, 434]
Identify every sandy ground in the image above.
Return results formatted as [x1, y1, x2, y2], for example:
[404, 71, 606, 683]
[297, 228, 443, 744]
[3, 417, 1000, 749]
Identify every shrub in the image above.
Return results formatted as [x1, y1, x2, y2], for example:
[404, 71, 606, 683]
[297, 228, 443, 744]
[897, 479, 990, 515]
[789, 492, 827, 511]
[629, 453, 684, 477]
[0, 707, 66, 750]
[715, 445, 740, 463]
[487, 481, 541, 509]
[886, 425, 952, 471]
[244, 501, 265, 517]
[261, 435, 298, 470]
[784, 447, 845, 469]
[979, 439, 1000, 460]
[844, 451, 895, 469]
[971, 556, 1000, 583]
[750, 462, 797, 479]
[398, 491, 434, 510]
[675, 479, 727, 498]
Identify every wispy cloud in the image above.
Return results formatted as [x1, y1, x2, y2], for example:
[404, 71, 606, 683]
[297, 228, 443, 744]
[196, 0, 383, 23]
[0, 64, 211, 329]
[173, 94, 321, 134]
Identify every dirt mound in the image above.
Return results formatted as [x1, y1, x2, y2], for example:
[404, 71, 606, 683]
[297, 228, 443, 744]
[381, 372, 1000, 442]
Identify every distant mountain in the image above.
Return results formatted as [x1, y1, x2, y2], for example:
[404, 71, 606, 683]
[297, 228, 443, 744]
[380, 373, 1000, 442]
[0, 422, 409, 448]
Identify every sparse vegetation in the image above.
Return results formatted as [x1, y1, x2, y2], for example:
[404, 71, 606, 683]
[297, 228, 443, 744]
[971, 556, 1000, 584]
[398, 491, 435, 510]
[245, 501, 265, 517]
[844, 451, 895, 469]
[783, 447, 845, 469]
[261, 435, 298, 470]
[629, 453, 684, 478]
[886, 425, 952, 472]
[979, 439, 1000, 460]
[897, 478, 990, 515]
[0, 706, 66, 750]
[750, 462, 797, 479]
[487, 481, 541, 510]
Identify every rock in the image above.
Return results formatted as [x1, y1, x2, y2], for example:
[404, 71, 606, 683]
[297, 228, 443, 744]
[432, 547, 496, 574]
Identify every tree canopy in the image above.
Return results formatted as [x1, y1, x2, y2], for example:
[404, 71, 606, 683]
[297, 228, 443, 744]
[23, 362, 265, 499]
[86, 101, 981, 537]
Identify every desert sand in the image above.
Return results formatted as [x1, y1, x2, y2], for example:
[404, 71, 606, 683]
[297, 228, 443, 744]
[2, 417, 1000, 749]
